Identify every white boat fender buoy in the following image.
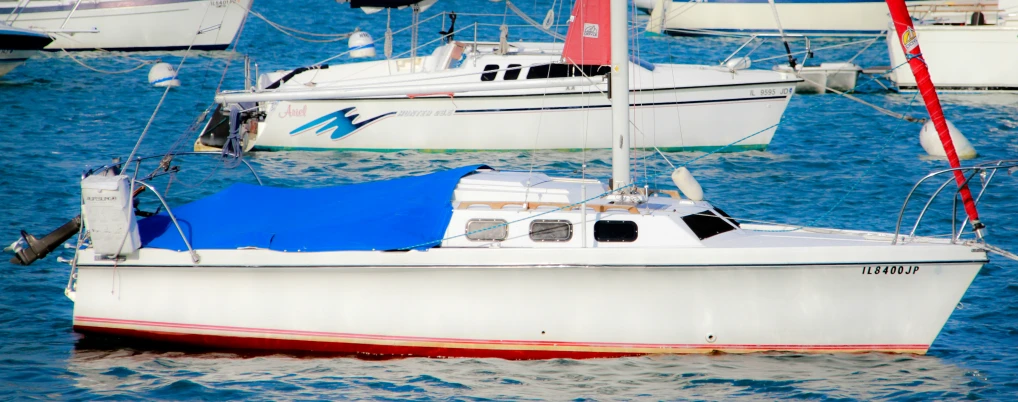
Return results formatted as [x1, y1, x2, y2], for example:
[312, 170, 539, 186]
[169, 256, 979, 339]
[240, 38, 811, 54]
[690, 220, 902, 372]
[348, 30, 377, 58]
[725, 57, 751, 71]
[920, 119, 977, 160]
[671, 167, 704, 201]
[148, 62, 180, 88]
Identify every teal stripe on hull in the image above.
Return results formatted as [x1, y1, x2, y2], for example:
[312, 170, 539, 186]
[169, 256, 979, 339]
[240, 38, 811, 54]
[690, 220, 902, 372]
[249, 144, 769, 153]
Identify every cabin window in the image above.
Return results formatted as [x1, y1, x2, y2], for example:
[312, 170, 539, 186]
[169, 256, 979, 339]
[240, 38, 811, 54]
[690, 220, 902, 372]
[481, 64, 500, 81]
[594, 221, 638, 242]
[574, 65, 611, 77]
[526, 63, 609, 80]
[682, 211, 736, 240]
[504, 64, 522, 80]
[712, 207, 740, 227]
[530, 220, 572, 242]
[526, 63, 571, 79]
[466, 219, 508, 241]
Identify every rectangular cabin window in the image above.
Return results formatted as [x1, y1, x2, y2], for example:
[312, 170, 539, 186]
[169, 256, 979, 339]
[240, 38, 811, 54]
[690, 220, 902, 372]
[594, 221, 638, 242]
[681, 211, 736, 240]
[504, 64, 522, 80]
[573, 65, 611, 77]
[481, 64, 500, 81]
[466, 219, 508, 241]
[712, 207, 740, 227]
[526, 63, 571, 79]
[526, 64, 608, 79]
[530, 220, 572, 242]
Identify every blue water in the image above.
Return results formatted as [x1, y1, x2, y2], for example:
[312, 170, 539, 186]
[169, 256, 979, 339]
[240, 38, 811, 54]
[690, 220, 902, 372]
[2, 0, 1017, 399]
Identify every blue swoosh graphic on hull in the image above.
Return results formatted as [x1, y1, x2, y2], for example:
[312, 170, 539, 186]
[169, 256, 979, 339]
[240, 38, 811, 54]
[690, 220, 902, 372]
[289, 108, 395, 140]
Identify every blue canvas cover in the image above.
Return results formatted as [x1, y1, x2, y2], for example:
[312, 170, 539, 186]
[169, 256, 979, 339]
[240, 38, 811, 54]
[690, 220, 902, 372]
[138, 165, 484, 252]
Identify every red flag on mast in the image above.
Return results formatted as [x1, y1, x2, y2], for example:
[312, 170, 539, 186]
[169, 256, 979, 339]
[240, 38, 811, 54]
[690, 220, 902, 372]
[562, 0, 611, 66]
[885, 0, 984, 235]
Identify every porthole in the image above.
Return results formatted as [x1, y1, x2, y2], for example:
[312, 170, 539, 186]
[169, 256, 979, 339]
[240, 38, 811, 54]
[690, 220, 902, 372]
[594, 220, 638, 242]
[466, 219, 508, 241]
[529, 220, 572, 242]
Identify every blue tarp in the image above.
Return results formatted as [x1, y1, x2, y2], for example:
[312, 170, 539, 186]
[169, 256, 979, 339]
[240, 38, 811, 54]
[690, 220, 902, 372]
[138, 165, 484, 252]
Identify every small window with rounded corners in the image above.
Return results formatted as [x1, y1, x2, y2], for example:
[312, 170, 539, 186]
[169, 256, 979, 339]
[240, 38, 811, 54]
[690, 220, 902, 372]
[504, 64, 522, 80]
[466, 219, 508, 241]
[594, 220, 638, 242]
[480, 64, 499, 81]
[530, 220, 572, 242]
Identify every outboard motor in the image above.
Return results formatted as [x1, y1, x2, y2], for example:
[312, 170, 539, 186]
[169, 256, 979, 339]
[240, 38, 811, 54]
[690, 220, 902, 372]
[80, 174, 141, 259]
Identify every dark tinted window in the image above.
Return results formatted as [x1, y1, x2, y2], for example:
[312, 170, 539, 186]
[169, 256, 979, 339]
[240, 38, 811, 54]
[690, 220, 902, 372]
[594, 221, 638, 242]
[530, 220, 572, 242]
[712, 207, 740, 227]
[526, 63, 571, 79]
[574, 65, 611, 77]
[682, 211, 736, 240]
[527, 63, 609, 79]
[481, 64, 499, 81]
[504, 64, 522, 80]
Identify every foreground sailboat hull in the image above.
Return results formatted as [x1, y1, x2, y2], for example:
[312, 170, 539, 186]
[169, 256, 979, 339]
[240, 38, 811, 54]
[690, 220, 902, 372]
[1, 0, 250, 51]
[72, 248, 983, 358]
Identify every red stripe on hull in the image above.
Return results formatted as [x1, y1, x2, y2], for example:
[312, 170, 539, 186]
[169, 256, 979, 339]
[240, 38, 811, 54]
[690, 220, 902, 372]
[73, 317, 930, 359]
[74, 325, 647, 359]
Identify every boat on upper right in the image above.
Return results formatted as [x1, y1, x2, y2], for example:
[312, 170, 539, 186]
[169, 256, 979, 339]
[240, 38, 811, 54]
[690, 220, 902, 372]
[887, 0, 1018, 92]
[645, 0, 892, 37]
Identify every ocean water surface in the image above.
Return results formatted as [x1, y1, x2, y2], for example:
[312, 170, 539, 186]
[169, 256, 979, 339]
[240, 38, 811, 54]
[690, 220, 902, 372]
[1, 0, 1017, 399]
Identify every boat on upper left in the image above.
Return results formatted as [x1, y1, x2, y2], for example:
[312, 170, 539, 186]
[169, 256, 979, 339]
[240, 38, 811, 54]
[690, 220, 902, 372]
[0, 21, 52, 77]
[0, 0, 252, 51]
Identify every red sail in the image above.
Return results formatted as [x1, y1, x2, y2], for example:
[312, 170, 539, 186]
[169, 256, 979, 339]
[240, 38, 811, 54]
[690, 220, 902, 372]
[562, 0, 611, 66]
[885, 0, 982, 231]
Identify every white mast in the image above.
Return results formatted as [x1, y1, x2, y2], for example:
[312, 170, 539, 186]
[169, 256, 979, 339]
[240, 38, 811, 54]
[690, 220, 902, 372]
[610, 0, 630, 191]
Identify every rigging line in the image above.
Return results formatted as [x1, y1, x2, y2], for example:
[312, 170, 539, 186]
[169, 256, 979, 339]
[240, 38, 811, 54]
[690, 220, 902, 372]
[968, 241, 1018, 262]
[766, 0, 796, 68]
[59, 49, 155, 74]
[750, 38, 880, 64]
[125, 3, 213, 168]
[719, 91, 923, 232]
[648, 0, 705, 34]
[846, 33, 884, 63]
[798, 75, 925, 123]
[505, 0, 565, 40]
[246, 9, 354, 37]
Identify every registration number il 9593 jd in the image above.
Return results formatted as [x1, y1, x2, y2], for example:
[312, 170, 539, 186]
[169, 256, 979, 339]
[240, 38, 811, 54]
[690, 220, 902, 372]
[862, 265, 919, 275]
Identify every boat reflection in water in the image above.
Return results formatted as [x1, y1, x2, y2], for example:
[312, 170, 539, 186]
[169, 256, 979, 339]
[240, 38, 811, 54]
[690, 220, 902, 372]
[66, 345, 978, 399]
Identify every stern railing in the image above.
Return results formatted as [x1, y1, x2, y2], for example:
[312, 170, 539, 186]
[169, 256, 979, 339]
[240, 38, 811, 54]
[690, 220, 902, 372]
[893, 159, 1017, 244]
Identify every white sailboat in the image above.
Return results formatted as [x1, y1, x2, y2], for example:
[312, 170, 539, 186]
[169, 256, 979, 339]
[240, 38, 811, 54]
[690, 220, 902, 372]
[886, 0, 1018, 92]
[1, 0, 251, 51]
[10, 0, 1013, 358]
[200, 1, 800, 153]
[0, 21, 51, 77]
[645, 0, 891, 37]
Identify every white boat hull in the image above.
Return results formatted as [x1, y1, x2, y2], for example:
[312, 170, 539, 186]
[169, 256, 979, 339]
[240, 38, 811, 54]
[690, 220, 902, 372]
[2, 0, 251, 51]
[647, 0, 889, 37]
[0, 49, 39, 77]
[887, 25, 1018, 92]
[72, 245, 983, 357]
[249, 81, 794, 152]
[775, 63, 861, 94]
